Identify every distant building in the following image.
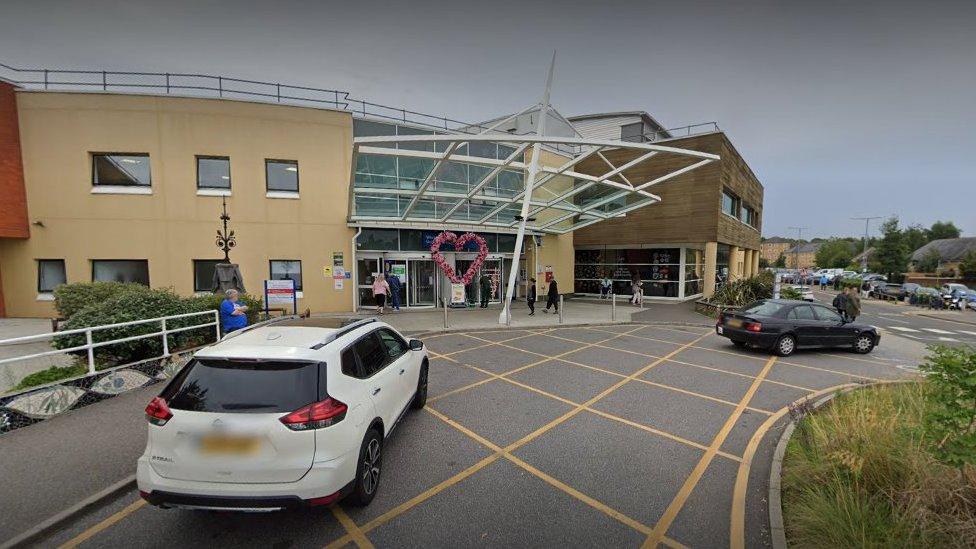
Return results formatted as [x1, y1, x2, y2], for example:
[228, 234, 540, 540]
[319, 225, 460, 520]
[761, 236, 791, 263]
[909, 237, 976, 273]
[784, 242, 822, 269]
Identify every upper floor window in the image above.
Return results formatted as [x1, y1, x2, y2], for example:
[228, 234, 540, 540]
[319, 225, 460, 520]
[37, 259, 66, 293]
[266, 160, 299, 193]
[269, 259, 303, 291]
[92, 259, 149, 285]
[721, 188, 740, 218]
[620, 122, 645, 143]
[192, 259, 222, 292]
[197, 156, 231, 190]
[740, 205, 758, 227]
[92, 154, 151, 187]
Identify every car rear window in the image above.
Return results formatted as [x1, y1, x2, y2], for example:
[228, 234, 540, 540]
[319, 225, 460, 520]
[741, 301, 784, 317]
[162, 359, 320, 413]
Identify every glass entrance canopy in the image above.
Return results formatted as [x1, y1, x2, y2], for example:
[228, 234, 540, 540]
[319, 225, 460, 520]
[350, 119, 719, 235]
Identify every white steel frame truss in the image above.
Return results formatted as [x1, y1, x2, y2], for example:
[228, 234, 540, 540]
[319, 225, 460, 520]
[350, 134, 719, 235]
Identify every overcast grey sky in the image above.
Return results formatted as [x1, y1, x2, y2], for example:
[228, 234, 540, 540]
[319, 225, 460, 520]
[2, 0, 973, 239]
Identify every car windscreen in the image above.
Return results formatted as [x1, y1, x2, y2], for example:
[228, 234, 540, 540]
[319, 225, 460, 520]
[162, 359, 320, 413]
[740, 301, 784, 317]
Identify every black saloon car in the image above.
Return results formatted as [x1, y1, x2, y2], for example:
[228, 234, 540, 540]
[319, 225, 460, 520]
[716, 299, 880, 356]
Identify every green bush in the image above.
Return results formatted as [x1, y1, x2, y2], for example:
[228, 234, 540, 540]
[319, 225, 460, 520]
[53, 288, 217, 365]
[919, 346, 976, 468]
[780, 286, 803, 300]
[712, 271, 774, 307]
[839, 277, 862, 289]
[13, 364, 88, 391]
[53, 282, 152, 319]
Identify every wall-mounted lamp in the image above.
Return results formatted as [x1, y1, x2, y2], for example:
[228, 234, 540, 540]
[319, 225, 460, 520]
[32, 220, 45, 228]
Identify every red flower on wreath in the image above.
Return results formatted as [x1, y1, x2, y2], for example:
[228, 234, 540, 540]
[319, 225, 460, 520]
[430, 231, 490, 285]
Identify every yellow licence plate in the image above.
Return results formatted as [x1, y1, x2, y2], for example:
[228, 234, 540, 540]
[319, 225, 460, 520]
[727, 318, 743, 328]
[199, 435, 260, 455]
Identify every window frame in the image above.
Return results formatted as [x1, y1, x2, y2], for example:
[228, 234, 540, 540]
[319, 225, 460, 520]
[37, 259, 67, 293]
[721, 188, 741, 219]
[265, 159, 300, 194]
[196, 155, 232, 190]
[91, 259, 150, 286]
[269, 259, 303, 291]
[376, 328, 408, 362]
[812, 305, 844, 323]
[91, 153, 152, 187]
[192, 259, 222, 292]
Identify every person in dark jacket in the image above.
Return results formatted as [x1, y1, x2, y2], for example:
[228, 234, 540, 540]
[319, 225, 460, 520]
[387, 271, 402, 311]
[527, 277, 537, 315]
[832, 290, 849, 321]
[845, 287, 861, 321]
[543, 278, 559, 313]
[478, 273, 492, 308]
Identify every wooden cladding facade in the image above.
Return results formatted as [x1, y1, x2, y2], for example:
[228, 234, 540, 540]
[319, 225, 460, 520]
[573, 132, 762, 250]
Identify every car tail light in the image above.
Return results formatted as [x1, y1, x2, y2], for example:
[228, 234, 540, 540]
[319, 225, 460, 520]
[280, 397, 347, 431]
[745, 321, 763, 333]
[145, 396, 173, 426]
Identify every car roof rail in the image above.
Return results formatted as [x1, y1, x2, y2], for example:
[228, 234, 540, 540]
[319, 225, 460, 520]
[220, 314, 303, 342]
[310, 318, 378, 350]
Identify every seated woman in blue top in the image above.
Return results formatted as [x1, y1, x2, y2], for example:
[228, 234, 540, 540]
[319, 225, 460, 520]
[219, 289, 249, 334]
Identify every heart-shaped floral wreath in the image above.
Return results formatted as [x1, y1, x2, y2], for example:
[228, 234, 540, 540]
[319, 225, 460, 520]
[429, 231, 490, 285]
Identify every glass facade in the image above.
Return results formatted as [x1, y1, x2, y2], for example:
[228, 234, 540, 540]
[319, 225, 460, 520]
[684, 248, 705, 297]
[575, 248, 681, 297]
[357, 228, 521, 253]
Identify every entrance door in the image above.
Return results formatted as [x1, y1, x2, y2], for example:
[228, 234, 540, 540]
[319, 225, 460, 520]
[357, 257, 381, 309]
[410, 260, 437, 306]
[383, 260, 407, 308]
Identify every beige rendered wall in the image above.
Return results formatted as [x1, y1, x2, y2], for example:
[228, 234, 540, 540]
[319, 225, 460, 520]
[1, 92, 355, 318]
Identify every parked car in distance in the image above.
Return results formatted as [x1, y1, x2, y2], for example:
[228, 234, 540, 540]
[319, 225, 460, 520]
[137, 317, 429, 511]
[875, 282, 906, 300]
[841, 271, 859, 279]
[788, 284, 815, 301]
[716, 299, 880, 356]
[942, 283, 971, 299]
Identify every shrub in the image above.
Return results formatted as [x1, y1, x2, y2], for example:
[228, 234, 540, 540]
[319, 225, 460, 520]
[780, 286, 803, 300]
[53, 282, 151, 319]
[712, 271, 774, 307]
[53, 288, 216, 365]
[839, 277, 862, 290]
[185, 292, 264, 326]
[919, 345, 976, 468]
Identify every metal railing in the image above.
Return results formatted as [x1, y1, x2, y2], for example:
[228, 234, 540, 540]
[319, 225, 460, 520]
[639, 122, 721, 142]
[0, 310, 219, 377]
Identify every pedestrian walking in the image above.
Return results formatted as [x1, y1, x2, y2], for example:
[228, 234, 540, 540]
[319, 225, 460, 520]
[387, 270, 402, 311]
[372, 273, 390, 315]
[820, 274, 829, 290]
[630, 275, 643, 306]
[832, 289, 849, 321]
[600, 275, 613, 299]
[478, 273, 492, 308]
[543, 278, 559, 313]
[845, 286, 861, 322]
[527, 277, 537, 316]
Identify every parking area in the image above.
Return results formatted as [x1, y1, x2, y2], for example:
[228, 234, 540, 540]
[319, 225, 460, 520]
[46, 324, 914, 549]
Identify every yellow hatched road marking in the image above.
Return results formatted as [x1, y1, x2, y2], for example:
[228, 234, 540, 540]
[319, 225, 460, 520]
[642, 355, 778, 548]
[330, 505, 375, 549]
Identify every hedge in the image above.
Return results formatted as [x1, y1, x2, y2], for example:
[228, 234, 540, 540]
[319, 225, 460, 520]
[53, 281, 151, 319]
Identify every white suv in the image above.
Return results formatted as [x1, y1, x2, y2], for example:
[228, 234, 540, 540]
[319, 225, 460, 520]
[136, 318, 428, 511]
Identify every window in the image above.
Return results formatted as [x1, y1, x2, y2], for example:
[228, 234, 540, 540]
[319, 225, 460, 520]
[377, 329, 408, 361]
[721, 188, 740, 218]
[37, 259, 66, 293]
[620, 122, 645, 143]
[266, 160, 299, 193]
[788, 305, 817, 321]
[269, 260, 302, 291]
[92, 260, 149, 285]
[197, 156, 231, 189]
[342, 348, 364, 379]
[813, 306, 843, 323]
[162, 359, 320, 413]
[192, 259, 222, 292]
[353, 333, 388, 377]
[740, 205, 757, 227]
[92, 154, 151, 187]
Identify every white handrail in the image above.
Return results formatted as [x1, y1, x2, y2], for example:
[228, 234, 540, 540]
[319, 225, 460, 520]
[0, 310, 220, 376]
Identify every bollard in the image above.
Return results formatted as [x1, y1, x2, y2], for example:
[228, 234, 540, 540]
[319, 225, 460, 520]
[85, 329, 96, 375]
[506, 304, 512, 327]
[443, 298, 449, 329]
[611, 292, 616, 322]
[161, 318, 169, 357]
[558, 295, 564, 324]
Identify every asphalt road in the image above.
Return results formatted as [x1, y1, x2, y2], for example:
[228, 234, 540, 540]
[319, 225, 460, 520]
[811, 288, 976, 348]
[5, 323, 920, 549]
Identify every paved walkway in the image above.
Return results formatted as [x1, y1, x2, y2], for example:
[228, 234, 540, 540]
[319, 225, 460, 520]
[6, 321, 922, 548]
[0, 318, 73, 394]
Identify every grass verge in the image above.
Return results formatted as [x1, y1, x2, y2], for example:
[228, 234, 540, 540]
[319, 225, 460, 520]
[782, 382, 976, 548]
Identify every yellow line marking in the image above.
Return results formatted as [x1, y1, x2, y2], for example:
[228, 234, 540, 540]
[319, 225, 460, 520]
[57, 498, 146, 549]
[728, 382, 859, 549]
[330, 505, 375, 549]
[643, 355, 778, 548]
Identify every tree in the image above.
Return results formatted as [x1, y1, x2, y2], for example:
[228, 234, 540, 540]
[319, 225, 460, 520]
[915, 248, 941, 273]
[759, 257, 770, 269]
[959, 250, 976, 279]
[814, 238, 854, 268]
[774, 253, 786, 268]
[870, 216, 909, 281]
[902, 224, 929, 255]
[928, 221, 961, 241]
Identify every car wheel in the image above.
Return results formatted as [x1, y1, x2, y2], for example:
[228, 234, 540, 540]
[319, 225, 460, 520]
[774, 334, 796, 357]
[732, 340, 746, 348]
[410, 359, 428, 410]
[347, 429, 383, 507]
[853, 334, 875, 354]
